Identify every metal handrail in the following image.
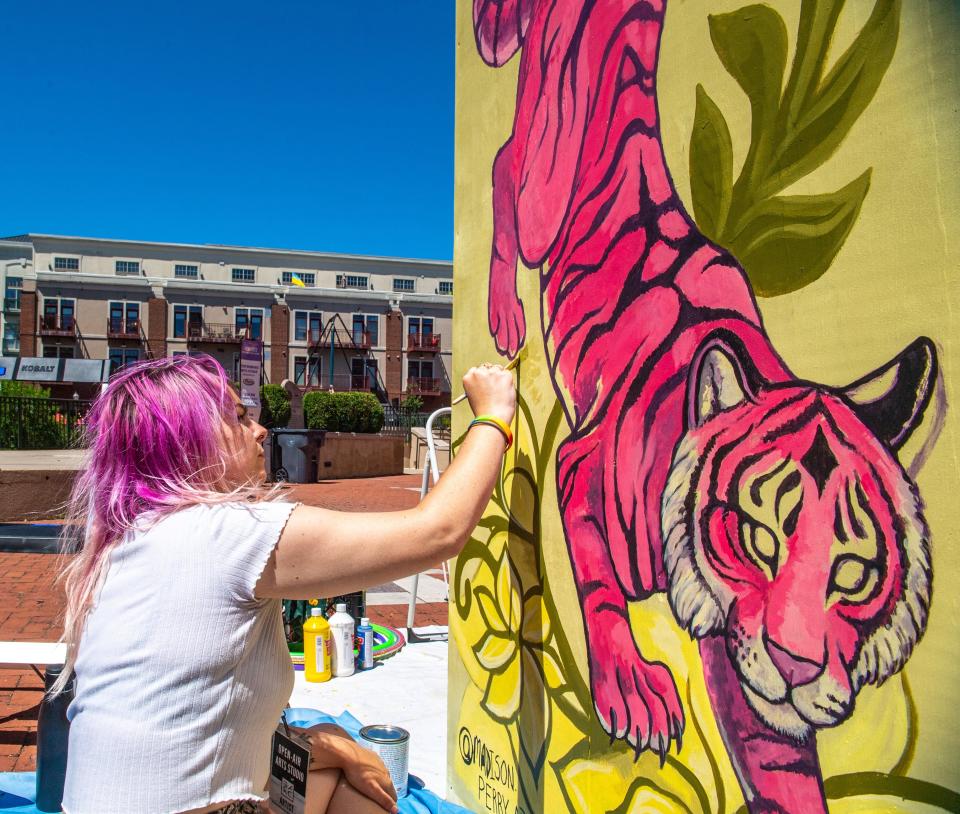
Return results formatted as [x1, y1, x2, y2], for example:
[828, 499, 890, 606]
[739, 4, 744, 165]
[407, 332, 441, 351]
[406, 406, 452, 640]
[407, 377, 442, 395]
[38, 315, 76, 335]
[106, 317, 141, 338]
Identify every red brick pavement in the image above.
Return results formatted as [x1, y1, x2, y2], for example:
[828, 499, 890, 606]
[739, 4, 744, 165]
[0, 474, 449, 773]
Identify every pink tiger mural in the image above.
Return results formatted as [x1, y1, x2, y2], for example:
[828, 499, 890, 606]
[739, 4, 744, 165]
[473, 0, 941, 811]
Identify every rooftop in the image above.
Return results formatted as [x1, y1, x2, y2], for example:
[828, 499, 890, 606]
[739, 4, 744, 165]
[2, 233, 452, 269]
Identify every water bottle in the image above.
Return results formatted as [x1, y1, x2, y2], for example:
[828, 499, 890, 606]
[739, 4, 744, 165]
[329, 603, 355, 677]
[357, 617, 374, 670]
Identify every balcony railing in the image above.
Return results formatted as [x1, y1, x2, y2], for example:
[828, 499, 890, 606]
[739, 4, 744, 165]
[307, 328, 373, 350]
[3, 297, 20, 313]
[301, 374, 377, 392]
[38, 315, 77, 337]
[406, 377, 442, 396]
[187, 323, 250, 343]
[107, 317, 142, 339]
[407, 332, 440, 352]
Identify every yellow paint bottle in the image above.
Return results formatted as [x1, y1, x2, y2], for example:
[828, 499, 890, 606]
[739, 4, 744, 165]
[303, 607, 332, 683]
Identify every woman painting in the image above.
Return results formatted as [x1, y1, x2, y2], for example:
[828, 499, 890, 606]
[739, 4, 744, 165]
[54, 354, 515, 814]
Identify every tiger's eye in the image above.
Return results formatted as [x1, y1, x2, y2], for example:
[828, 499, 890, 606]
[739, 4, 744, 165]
[832, 557, 866, 593]
[752, 525, 778, 562]
[741, 519, 780, 576]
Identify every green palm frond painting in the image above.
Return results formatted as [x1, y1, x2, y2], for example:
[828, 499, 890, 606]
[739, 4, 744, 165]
[689, 0, 901, 296]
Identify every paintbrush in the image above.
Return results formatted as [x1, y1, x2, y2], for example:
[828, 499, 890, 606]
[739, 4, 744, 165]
[451, 350, 524, 406]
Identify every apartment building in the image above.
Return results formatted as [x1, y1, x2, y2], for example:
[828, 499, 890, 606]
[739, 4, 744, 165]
[0, 234, 453, 406]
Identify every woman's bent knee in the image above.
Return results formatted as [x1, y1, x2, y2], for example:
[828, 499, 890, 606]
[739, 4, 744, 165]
[302, 767, 342, 814]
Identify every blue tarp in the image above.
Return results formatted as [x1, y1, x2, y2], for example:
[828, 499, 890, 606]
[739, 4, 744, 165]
[0, 708, 471, 814]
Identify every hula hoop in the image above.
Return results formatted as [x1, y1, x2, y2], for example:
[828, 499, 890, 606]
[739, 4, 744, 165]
[290, 622, 406, 670]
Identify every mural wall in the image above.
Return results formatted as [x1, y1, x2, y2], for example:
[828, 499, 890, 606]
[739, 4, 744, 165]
[449, 1, 959, 812]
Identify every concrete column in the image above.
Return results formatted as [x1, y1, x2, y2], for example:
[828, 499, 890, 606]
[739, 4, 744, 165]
[270, 303, 289, 384]
[385, 309, 403, 402]
[147, 297, 168, 359]
[19, 290, 37, 356]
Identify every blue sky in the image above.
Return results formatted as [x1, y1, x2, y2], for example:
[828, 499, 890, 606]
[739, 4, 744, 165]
[0, 1, 455, 260]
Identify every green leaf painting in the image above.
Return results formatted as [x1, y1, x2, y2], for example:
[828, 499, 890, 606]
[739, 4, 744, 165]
[689, 0, 900, 296]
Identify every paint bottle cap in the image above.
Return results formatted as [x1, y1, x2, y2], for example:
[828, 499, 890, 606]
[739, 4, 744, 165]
[361, 617, 370, 626]
[311, 607, 324, 617]
[335, 603, 347, 613]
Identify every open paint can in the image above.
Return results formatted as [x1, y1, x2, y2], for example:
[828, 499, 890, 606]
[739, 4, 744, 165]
[359, 724, 410, 798]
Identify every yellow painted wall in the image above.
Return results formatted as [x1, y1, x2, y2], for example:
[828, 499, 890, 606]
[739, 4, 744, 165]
[450, 1, 959, 811]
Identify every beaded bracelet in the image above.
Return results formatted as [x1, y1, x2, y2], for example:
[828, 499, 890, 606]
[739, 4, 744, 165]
[469, 415, 513, 449]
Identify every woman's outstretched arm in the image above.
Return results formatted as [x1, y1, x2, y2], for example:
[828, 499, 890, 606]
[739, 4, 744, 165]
[255, 365, 515, 600]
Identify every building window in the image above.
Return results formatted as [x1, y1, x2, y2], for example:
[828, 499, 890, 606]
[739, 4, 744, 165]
[53, 257, 79, 271]
[293, 311, 323, 342]
[282, 271, 315, 287]
[235, 307, 263, 340]
[108, 348, 140, 375]
[41, 298, 75, 331]
[393, 278, 415, 293]
[108, 301, 140, 334]
[115, 260, 140, 276]
[173, 304, 202, 338]
[408, 317, 434, 336]
[336, 274, 368, 289]
[232, 267, 256, 283]
[174, 264, 199, 279]
[438, 280, 453, 295]
[351, 357, 378, 389]
[42, 345, 75, 359]
[2, 323, 18, 355]
[408, 359, 434, 380]
[352, 314, 378, 346]
[294, 356, 321, 387]
[3, 276, 22, 312]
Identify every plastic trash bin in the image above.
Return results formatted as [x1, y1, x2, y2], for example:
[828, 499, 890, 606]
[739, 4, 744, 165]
[35, 665, 73, 812]
[270, 428, 326, 483]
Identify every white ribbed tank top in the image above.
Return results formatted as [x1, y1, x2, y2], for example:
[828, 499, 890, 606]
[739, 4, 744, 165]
[62, 500, 298, 814]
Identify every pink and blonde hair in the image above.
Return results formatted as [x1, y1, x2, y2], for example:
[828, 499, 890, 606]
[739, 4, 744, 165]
[54, 354, 267, 694]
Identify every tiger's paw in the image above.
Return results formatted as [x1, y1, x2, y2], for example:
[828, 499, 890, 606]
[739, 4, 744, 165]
[487, 281, 526, 359]
[591, 648, 685, 760]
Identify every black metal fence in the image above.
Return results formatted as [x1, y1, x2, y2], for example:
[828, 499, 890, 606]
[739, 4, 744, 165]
[380, 406, 429, 436]
[0, 397, 92, 450]
[380, 406, 451, 437]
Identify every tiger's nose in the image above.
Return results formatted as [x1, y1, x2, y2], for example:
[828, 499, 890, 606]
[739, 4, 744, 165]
[766, 639, 823, 686]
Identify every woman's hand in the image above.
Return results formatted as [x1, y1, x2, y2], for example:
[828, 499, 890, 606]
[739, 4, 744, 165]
[289, 724, 398, 813]
[462, 363, 516, 425]
[340, 743, 398, 813]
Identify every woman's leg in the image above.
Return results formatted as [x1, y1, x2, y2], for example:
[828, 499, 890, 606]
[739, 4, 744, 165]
[325, 773, 395, 814]
[299, 768, 392, 814]
[302, 767, 340, 814]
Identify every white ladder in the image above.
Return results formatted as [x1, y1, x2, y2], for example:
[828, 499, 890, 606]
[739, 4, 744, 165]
[405, 407, 451, 642]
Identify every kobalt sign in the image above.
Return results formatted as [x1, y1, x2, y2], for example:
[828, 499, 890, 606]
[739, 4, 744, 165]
[16, 358, 61, 381]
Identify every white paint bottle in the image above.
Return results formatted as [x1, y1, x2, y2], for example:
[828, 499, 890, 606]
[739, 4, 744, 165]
[329, 603, 356, 677]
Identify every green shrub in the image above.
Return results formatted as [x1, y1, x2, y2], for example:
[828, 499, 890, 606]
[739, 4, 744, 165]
[303, 391, 384, 433]
[0, 385, 75, 449]
[259, 384, 291, 429]
[400, 394, 423, 412]
[0, 381, 50, 398]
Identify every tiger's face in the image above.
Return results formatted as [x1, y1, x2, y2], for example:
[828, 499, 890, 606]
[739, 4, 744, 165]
[662, 337, 936, 739]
